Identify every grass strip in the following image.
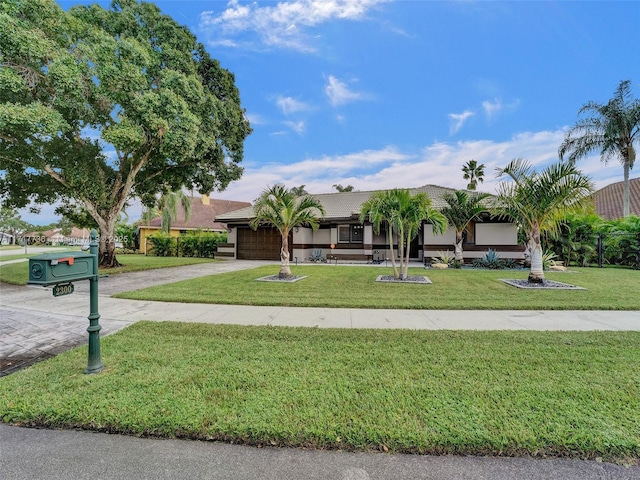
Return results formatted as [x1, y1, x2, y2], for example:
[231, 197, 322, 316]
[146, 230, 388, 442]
[0, 254, 215, 285]
[115, 265, 640, 310]
[1, 323, 638, 462]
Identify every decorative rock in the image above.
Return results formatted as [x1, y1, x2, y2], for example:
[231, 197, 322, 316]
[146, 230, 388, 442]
[431, 263, 449, 269]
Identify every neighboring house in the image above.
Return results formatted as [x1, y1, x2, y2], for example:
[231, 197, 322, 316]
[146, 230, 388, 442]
[593, 177, 640, 220]
[215, 185, 524, 263]
[0, 232, 14, 245]
[138, 195, 252, 254]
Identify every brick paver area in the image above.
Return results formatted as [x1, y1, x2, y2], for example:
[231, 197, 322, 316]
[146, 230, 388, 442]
[0, 306, 132, 376]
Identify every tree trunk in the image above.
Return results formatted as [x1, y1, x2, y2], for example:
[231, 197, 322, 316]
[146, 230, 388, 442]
[454, 231, 464, 262]
[397, 227, 406, 280]
[279, 231, 292, 278]
[623, 159, 630, 217]
[387, 225, 399, 279]
[98, 220, 121, 268]
[528, 226, 545, 283]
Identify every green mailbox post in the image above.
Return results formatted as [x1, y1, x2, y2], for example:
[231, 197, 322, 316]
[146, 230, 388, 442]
[28, 230, 103, 374]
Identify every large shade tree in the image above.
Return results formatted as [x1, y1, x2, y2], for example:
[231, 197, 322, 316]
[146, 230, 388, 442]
[0, 0, 251, 266]
[360, 189, 447, 280]
[495, 159, 593, 283]
[559, 80, 640, 217]
[440, 190, 491, 262]
[250, 185, 325, 279]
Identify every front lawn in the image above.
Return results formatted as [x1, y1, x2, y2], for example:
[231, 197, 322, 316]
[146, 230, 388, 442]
[0, 254, 216, 285]
[114, 265, 640, 310]
[1, 322, 638, 462]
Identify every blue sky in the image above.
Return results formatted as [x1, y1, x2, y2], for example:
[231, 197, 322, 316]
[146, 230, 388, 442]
[26, 0, 640, 224]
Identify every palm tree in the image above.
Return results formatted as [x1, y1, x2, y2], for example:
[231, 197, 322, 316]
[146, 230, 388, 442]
[559, 80, 640, 217]
[495, 159, 593, 283]
[158, 189, 192, 233]
[360, 189, 447, 280]
[462, 160, 486, 191]
[440, 190, 491, 262]
[360, 190, 402, 278]
[250, 185, 325, 278]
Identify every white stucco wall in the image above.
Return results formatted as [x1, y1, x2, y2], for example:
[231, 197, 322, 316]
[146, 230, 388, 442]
[423, 225, 456, 245]
[476, 223, 518, 245]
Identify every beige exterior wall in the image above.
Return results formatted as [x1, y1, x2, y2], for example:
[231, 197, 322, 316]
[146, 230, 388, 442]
[423, 225, 456, 245]
[476, 223, 518, 245]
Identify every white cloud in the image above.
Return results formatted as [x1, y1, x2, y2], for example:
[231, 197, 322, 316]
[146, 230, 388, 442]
[325, 75, 366, 106]
[284, 120, 305, 134]
[218, 128, 618, 202]
[200, 0, 389, 52]
[275, 95, 311, 115]
[482, 98, 521, 120]
[448, 110, 475, 135]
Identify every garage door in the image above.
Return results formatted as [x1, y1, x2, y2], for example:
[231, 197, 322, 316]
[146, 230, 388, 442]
[237, 227, 290, 260]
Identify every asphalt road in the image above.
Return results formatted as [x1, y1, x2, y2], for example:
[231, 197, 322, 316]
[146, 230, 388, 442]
[2, 424, 638, 480]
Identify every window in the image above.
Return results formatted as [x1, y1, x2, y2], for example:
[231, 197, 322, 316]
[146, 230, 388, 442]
[338, 224, 363, 243]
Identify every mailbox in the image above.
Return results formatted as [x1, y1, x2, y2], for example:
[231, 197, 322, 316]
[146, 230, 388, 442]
[28, 251, 97, 286]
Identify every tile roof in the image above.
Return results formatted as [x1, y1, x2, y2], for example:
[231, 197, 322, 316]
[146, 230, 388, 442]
[594, 177, 640, 219]
[215, 185, 488, 222]
[145, 196, 251, 231]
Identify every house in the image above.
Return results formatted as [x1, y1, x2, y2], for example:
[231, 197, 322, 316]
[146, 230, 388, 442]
[138, 195, 252, 254]
[593, 177, 640, 219]
[215, 185, 524, 263]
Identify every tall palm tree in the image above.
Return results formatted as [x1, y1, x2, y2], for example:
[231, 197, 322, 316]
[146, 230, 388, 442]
[462, 160, 486, 191]
[440, 190, 491, 262]
[495, 159, 593, 283]
[250, 185, 325, 278]
[559, 79, 640, 217]
[158, 189, 192, 233]
[360, 189, 447, 280]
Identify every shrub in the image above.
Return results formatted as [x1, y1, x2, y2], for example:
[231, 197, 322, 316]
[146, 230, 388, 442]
[148, 232, 176, 257]
[433, 250, 454, 265]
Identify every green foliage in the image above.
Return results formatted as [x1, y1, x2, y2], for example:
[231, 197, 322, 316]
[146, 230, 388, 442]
[495, 159, 593, 282]
[148, 232, 176, 257]
[309, 248, 325, 262]
[433, 250, 454, 265]
[599, 215, 640, 267]
[545, 212, 601, 266]
[251, 185, 326, 277]
[559, 80, 640, 217]
[0, 0, 250, 267]
[461, 160, 485, 190]
[472, 249, 505, 269]
[115, 223, 137, 250]
[360, 189, 447, 279]
[179, 230, 226, 258]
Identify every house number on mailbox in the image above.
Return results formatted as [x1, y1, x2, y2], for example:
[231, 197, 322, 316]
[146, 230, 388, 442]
[53, 283, 75, 297]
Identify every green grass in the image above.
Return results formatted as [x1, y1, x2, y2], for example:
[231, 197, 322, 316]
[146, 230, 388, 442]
[0, 254, 215, 285]
[1, 322, 638, 462]
[0, 253, 35, 261]
[115, 265, 640, 310]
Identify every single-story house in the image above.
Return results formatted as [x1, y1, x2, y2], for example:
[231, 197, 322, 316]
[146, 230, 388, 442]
[138, 195, 251, 254]
[215, 185, 525, 263]
[593, 177, 640, 219]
